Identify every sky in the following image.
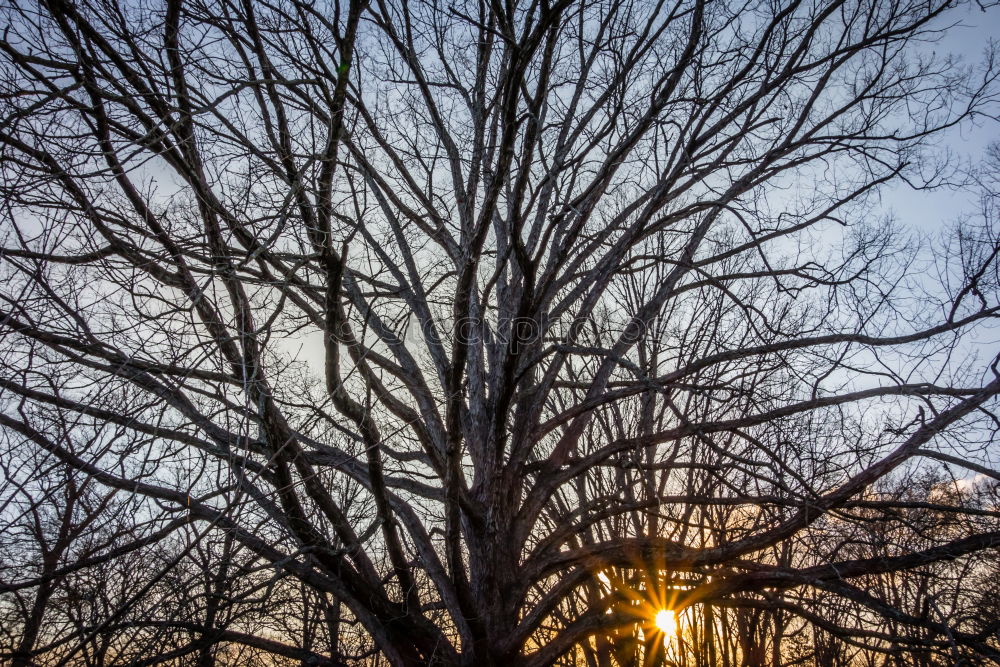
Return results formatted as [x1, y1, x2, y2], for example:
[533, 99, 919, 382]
[880, 3, 999, 234]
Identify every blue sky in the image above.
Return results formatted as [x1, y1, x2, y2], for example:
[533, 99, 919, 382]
[881, 3, 999, 234]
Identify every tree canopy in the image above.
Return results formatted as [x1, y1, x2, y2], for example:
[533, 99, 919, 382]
[1, 0, 999, 664]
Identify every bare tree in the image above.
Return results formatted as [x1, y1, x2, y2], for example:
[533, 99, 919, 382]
[1, 0, 999, 664]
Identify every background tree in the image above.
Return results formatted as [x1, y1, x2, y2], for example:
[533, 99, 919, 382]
[1, 0, 999, 664]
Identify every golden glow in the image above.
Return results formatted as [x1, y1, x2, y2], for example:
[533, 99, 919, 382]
[654, 609, 677, 637]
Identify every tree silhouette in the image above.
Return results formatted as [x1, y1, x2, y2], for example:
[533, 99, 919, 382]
[1, 0, 999, 664]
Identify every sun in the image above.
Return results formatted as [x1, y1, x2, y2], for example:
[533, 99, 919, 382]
[654, 609, 677, 637]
